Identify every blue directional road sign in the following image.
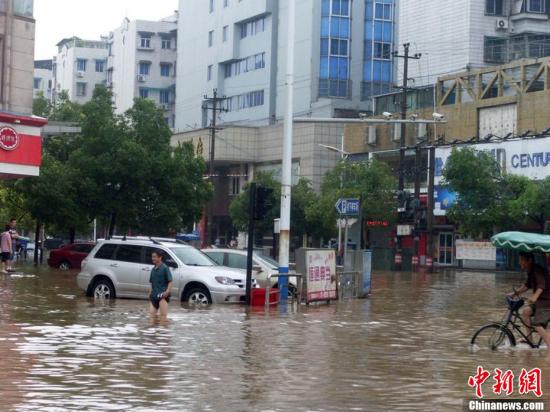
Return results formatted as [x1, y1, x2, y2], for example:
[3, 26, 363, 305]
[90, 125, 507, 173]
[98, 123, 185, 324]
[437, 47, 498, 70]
[335, 198, 360, 216]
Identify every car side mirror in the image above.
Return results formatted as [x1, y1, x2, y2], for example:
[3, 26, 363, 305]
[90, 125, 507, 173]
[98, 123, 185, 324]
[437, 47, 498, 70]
[165, 259, 178, 269]
[252, 265, 262, 272]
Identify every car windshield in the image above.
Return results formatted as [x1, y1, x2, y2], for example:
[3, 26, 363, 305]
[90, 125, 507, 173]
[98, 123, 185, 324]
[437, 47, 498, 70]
[254, 252, 279, 269]
[169, 247, 216, 267]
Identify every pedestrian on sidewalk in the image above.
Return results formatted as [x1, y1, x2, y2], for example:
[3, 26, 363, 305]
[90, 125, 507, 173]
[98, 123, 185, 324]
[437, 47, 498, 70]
[149, 250, 173, 320]
[1, 225, 13, 274]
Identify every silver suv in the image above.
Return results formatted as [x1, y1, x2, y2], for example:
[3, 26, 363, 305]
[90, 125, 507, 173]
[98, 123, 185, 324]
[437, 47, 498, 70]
[77, 237, 256, 305]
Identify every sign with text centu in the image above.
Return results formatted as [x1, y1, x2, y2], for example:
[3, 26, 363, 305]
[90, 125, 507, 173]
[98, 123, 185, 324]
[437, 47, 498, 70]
[304, 249, 337, 303]
[434, 136, 550, 216]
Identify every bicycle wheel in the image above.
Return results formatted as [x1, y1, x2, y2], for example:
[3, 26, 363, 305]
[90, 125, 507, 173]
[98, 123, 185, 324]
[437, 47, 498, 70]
[471, 324, 515, 350]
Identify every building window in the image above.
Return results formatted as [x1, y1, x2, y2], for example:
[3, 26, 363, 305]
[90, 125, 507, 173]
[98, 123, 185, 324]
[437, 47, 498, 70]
[332, 0, 350, 16]
[209, 0, 214, 13]
[139, 62, 151, 76]
[76, 82, 87, 97]
[486, 0, 504, 15]
[223, 25, 229, 42]
[240, 17, 265, 39]
[373, 42, 392, 60]
[526, 0, 545, 13]
[95, 60, 105, 73]
[160, 63, 171, 77]
[374, 2, 392, 20]
[224, 0, 228, 7]
[139, 88, 149, 98]
[207, 65, 213, 81]
[161, 38, 171, 49]
[33, 78, 41, 89]
[330, 39, 349, 56]
[140, 36, 151, 49]
[231, 177, 240, 195]
[484, 36, 508, 63]
[76, 59, 87, 72]
[224, 52, 265, 77]
[208, 30, 214, 47]
[159, 89, 170, 104]
[226, 90, 264, 111]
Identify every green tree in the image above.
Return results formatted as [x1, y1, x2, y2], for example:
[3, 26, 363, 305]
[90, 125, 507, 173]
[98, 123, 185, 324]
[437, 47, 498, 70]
[32, 91, 51, 118]
[310, 159, 398, 242]
[50, 90, 82, 122]
[443, 147, 504, 237]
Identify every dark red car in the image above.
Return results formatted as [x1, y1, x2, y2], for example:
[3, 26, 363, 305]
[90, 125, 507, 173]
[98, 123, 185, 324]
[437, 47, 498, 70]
[48, 242, 95, 270]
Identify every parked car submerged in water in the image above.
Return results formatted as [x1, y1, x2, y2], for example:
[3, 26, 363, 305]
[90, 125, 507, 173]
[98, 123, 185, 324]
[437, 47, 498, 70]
[77, 237, 257, 305]
[48, 242, 95, 270]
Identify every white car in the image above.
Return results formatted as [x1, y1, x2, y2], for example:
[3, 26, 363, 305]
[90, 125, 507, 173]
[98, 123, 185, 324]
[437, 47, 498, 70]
[77, 237, 257, 305]
[202, 248, 297, 292]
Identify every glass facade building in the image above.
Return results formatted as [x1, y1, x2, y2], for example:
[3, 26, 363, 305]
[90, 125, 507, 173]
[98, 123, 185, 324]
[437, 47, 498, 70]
[319, 0, 351, 98]
[362, 0, 395, 102]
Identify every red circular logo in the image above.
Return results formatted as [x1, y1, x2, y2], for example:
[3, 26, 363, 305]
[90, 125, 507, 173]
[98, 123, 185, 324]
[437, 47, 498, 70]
[0, 126, 20, 151]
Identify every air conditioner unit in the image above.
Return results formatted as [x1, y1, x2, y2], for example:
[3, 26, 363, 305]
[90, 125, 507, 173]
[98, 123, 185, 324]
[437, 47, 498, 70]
[137, 74, 146, 82]
[368, 126, 377, 145]
[393, 124, 401, 142]
[76, 71, 85, 78]
[496, 19, 509, 31]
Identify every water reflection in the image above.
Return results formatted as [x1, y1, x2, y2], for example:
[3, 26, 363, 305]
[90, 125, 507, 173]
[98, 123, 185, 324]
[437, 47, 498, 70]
[0, 265, 548, 410]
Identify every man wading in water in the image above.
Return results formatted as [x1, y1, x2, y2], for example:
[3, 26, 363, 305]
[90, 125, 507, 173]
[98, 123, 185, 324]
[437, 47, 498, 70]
[149, 250, 173, 320]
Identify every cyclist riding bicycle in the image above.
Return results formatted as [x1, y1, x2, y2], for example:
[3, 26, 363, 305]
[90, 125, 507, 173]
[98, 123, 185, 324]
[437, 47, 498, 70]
[507, 251, 550, 348]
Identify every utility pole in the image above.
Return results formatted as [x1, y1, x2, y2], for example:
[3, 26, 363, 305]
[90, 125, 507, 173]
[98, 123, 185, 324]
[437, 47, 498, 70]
[203, 89, 228, 245]
[393, 43, 421, 271]
[426, 146, 436, 273]
[278, 0, 296, 302]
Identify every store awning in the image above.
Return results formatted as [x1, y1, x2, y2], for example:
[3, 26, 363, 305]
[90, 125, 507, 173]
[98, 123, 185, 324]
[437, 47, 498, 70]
[491, 231, 550, 253]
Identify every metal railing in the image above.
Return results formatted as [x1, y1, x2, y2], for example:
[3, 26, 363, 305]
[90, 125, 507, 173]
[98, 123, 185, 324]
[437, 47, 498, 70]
[336, 271, 362, 300]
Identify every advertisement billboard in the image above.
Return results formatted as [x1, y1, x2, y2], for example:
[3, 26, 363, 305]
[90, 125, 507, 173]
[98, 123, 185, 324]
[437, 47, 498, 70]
[304, 249, 337, 303]
[434, 137, 550, 215]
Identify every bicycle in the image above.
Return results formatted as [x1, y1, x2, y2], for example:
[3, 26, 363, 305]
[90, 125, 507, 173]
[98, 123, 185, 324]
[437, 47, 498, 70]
[470, 296, 547, 350]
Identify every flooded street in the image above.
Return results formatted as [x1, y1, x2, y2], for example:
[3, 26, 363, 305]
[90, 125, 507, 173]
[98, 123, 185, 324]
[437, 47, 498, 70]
[0, 265, 548, 411]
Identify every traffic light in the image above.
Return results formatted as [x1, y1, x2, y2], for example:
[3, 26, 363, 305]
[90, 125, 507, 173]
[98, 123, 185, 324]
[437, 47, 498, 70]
[254, 186, 274, 220]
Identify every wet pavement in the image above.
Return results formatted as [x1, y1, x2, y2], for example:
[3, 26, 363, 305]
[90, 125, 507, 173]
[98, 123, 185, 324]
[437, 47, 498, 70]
[0, 264, 548, 411]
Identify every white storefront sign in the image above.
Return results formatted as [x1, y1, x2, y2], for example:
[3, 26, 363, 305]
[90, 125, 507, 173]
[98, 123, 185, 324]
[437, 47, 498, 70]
[456, 240, 496, 261]
[434, 137, 550, 215]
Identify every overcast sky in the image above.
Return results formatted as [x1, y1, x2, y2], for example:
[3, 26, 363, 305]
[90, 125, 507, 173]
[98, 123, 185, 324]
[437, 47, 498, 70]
[34, 0, 179, 60]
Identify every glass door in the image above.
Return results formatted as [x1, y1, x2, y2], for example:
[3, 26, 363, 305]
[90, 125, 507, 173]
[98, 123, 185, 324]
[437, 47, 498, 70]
[438, 233, 454, 265]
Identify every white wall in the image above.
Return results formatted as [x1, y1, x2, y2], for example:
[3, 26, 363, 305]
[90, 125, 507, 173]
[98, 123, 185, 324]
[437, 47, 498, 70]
[33, 68, 52, 100]
[55, 42, 108, 104]
[110, 18, 177, 121]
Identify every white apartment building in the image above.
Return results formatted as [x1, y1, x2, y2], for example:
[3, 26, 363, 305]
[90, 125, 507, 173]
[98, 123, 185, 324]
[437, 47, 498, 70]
[33, 59, 53, 100]
[398, 0, 550, 86]
[108, 15, 178, 126]
[53, 37, 109, 104]
[176, 0, 397, 131]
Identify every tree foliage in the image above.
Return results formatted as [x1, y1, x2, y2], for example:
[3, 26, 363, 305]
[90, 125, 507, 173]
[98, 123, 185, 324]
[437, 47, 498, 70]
[443, 147, 550, 237]
[8, 86, 212, 238]
[32, 91, 51, 118]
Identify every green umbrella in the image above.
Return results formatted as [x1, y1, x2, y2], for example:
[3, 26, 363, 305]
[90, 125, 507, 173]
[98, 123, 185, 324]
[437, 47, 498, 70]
[491, 231, 550, 253]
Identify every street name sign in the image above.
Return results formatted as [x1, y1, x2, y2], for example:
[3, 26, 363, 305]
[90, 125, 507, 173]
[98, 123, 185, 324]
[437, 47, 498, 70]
[335, 198, 360, 216]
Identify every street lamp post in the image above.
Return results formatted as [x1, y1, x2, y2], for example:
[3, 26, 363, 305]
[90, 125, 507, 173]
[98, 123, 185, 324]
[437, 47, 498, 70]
[278, 0, 296, 302]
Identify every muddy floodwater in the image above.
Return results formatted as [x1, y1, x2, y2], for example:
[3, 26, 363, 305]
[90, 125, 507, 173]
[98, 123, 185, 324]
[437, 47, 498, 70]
[0, 265, 548, 411]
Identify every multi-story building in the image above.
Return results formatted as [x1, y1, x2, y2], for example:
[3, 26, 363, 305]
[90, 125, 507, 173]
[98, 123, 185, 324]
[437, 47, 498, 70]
[108, 15, 177, 126]
[53, 36, 109, 104]
[33, 59, 53, 100]
[175, 0, 397, 131]
[398, 0, 550, 86]
[0, 0, 35, 114]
